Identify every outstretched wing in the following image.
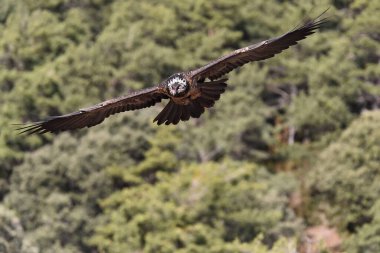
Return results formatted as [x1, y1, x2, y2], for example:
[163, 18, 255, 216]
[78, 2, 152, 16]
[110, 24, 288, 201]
[18, 86, 168, 134]
[190, 12, 327, 81]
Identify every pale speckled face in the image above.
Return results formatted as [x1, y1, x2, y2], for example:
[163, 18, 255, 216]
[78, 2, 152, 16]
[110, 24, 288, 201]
[167, 75, 189, 97]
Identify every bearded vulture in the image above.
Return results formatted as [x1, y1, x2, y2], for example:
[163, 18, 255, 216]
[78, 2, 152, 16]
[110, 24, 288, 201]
[19, 11, 327, 134]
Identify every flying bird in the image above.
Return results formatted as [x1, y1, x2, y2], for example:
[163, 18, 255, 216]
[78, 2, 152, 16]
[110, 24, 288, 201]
[19, 12, 327, 135]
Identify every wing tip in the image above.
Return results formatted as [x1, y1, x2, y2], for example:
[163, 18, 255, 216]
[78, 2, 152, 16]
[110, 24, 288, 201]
[290, 8, 330, 34]
[15, 122, 50, 135]
[306, 8, 330, 27]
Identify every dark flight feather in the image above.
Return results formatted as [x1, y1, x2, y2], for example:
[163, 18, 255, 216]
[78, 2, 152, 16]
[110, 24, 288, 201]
[18, 87, 167, 134]
[180, 106, 191, 121]
[190, 13, 327, 81]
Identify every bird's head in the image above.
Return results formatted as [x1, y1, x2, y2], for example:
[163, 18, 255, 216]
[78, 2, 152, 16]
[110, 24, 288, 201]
[167, 74, 189, 97]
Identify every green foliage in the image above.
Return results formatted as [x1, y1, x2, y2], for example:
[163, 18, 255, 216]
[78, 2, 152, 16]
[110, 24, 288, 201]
[4, 116, 154, 252]
[0, 205, 38, 253]
[345, 199, 380, 253]
[307, 111, 380, 252]
[346, 200, 380, 252]
[90, 160, 298, 253]
[0, 0, 379, 252]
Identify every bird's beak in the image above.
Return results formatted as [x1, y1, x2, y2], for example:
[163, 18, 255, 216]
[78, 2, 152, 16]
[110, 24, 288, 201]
[172, 83, 180, 94]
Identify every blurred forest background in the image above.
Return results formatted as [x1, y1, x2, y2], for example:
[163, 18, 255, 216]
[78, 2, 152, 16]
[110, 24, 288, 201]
[0, 0, 379, 252]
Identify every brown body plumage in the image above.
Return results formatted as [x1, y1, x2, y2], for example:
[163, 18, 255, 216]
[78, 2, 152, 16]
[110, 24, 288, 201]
[18, 11, 327, 135]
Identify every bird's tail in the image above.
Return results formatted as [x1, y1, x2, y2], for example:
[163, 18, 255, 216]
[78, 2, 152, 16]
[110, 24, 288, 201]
[154, 78, 228, 125]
